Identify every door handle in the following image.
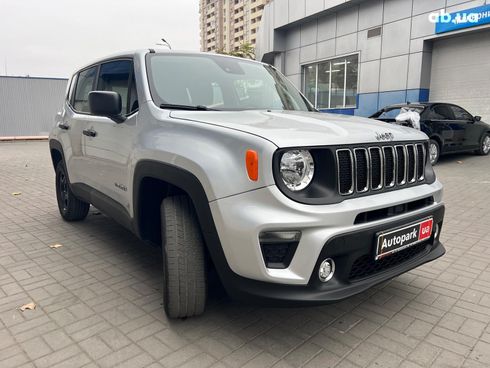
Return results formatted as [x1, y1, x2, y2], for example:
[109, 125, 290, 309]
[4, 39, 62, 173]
[82, 128, 97, 137]
[58, 122, 70, 130]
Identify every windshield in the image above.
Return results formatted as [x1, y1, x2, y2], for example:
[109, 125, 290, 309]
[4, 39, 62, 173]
[146, 53, 313, 111]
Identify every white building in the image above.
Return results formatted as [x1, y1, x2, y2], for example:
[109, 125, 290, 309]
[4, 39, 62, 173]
[256, 0, 490, 121]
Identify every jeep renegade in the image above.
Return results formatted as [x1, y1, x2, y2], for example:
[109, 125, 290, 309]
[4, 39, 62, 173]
[49, 50, 445, 318]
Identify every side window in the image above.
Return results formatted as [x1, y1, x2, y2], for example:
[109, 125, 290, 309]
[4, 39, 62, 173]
[73, 66, 97, 113]
[97, 60, 134, 115]
[449, 105, 473, 121]
[429, 105, 454, 120]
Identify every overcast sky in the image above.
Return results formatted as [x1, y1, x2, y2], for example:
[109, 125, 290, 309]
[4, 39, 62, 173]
[0, 0, 200, 78]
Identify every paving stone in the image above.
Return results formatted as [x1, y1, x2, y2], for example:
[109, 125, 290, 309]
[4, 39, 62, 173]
[346, 341, 381, 367]
[367, 350, 403, 368]
[137, 335, 172, 360]
[407, 342, 441, 366]
[282, 341, 323, 367]
[42, 329, 73, 351]
[79, 336, 112, 360]
[20, 337, 52, 360]
[469, 341, 490, 365]
[432, 350, 466, 368]
[1, 137, 490, 367]
[459, 319, 487, 339]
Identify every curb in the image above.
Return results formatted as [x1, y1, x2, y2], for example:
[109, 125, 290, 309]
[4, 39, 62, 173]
[0, 136, 49, 142]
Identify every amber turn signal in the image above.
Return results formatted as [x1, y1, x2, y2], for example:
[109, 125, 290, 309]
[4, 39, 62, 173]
[246, 150, 259, 181]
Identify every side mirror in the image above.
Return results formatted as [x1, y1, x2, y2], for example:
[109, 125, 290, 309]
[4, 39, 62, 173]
[89, 91, 125, 123]
[474, 116, 482, 122]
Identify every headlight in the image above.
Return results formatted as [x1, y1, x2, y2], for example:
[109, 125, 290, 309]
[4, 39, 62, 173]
[280, 150, 315, 191]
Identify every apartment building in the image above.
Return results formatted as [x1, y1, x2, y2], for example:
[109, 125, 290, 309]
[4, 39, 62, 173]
[199, 0, 270, 53]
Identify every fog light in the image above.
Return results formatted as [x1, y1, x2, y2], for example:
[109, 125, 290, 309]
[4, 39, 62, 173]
[434, 223, 440, 239]
[319, 258, 335, 282]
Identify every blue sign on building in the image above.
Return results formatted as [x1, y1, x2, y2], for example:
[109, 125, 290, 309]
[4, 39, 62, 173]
[435, 4, 490, 34]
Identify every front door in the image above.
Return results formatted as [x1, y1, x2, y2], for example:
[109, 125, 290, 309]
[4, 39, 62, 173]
[82, 59, 138, 213]
[65, 65, 98, 185]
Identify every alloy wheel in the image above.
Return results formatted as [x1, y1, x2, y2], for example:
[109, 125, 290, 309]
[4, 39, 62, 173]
[59, 172, 69, 211]
[483, 136, 490, 154]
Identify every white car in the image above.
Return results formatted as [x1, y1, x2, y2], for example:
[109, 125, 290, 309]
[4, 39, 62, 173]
[49, 50, 445, 318]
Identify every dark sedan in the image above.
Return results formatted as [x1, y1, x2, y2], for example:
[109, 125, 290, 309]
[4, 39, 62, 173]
[370, 103, 490, 165]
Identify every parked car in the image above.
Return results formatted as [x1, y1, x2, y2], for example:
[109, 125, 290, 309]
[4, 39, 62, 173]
[370, 103, 490, 165]
[49, 50, 445, 318]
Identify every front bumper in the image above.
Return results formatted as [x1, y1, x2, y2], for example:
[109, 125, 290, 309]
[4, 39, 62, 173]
[210, 181, 444, 284]
[217, 205, 445, 305]
[207, 180, 445, 305]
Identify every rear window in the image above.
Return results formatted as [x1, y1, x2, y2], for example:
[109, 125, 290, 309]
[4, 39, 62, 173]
[377, 107, 424, 119]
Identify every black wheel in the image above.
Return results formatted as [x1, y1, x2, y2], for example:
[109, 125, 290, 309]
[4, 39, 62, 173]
[429, 139, 440, 165]
[161, 195, 207, 318]
[55, 162, 90, 221]
[476, 133, 490, 156]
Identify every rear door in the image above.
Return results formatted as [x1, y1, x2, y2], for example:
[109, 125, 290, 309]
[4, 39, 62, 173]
[448, 104, 481, 150]
[82, 59, 138, 210]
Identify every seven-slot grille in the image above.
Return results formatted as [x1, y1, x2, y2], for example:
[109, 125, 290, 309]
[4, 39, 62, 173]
[336, 143, 426, 196]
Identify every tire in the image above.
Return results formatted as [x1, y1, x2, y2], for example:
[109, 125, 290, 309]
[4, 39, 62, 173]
[476, 133, 490, 156]
[429, 139, 440, 166]
[161, 195, 207, 318]
[55, 162, 90, 221]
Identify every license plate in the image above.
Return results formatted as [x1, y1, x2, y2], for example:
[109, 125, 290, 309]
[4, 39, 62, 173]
[375, 218, 433, 260]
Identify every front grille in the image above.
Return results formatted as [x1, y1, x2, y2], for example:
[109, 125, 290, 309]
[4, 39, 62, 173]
[369, 147, 382, 190]
[416, 144, 425, 180]
[396, 146, 406, 185]
[337, 150, 354, 195]
[354, 149, 368, 192]
[383, 147, 395, 187]
[337, 143, 426, 196]
[407, 145, 416, 183]
[349, 241, 430, 280]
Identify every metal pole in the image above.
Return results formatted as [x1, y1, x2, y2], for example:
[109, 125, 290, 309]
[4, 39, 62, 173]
[343, 60, 347, 108]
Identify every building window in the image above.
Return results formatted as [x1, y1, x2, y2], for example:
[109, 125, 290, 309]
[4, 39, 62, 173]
[303, 54, 358, 109]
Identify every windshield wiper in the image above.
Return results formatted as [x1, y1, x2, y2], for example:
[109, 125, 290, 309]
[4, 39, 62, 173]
[159, 103, 219, 111]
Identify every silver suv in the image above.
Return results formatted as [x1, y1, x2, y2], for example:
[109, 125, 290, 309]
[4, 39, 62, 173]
[49, 50, 445, 318]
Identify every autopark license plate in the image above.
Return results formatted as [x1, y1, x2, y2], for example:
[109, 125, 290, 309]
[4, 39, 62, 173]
[375, 218, 433, 260]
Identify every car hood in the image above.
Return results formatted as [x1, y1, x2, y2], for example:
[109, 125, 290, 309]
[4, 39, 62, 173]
[170, 110, 428, 148]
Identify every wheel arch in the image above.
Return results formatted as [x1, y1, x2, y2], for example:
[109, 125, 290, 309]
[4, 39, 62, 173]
[49, 139, 65, 171]
[429, 135, 443, 150]
[132, 160, 229, 279]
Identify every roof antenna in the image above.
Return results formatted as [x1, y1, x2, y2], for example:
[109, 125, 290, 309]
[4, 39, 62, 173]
[157, 38, 172, 50]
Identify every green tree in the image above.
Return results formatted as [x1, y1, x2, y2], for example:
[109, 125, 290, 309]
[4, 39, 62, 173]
[216, 42, 255, 60]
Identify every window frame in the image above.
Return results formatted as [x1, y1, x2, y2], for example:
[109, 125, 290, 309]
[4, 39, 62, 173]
[69, 64, 99, 115]
[68, 57, 137, 117]
[66, 74, 77, 102]
[95, 58, 138, 117]
[429, 104, 456, 121]
[447, 104, 474, 121]
[301, 53, 360, 110]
